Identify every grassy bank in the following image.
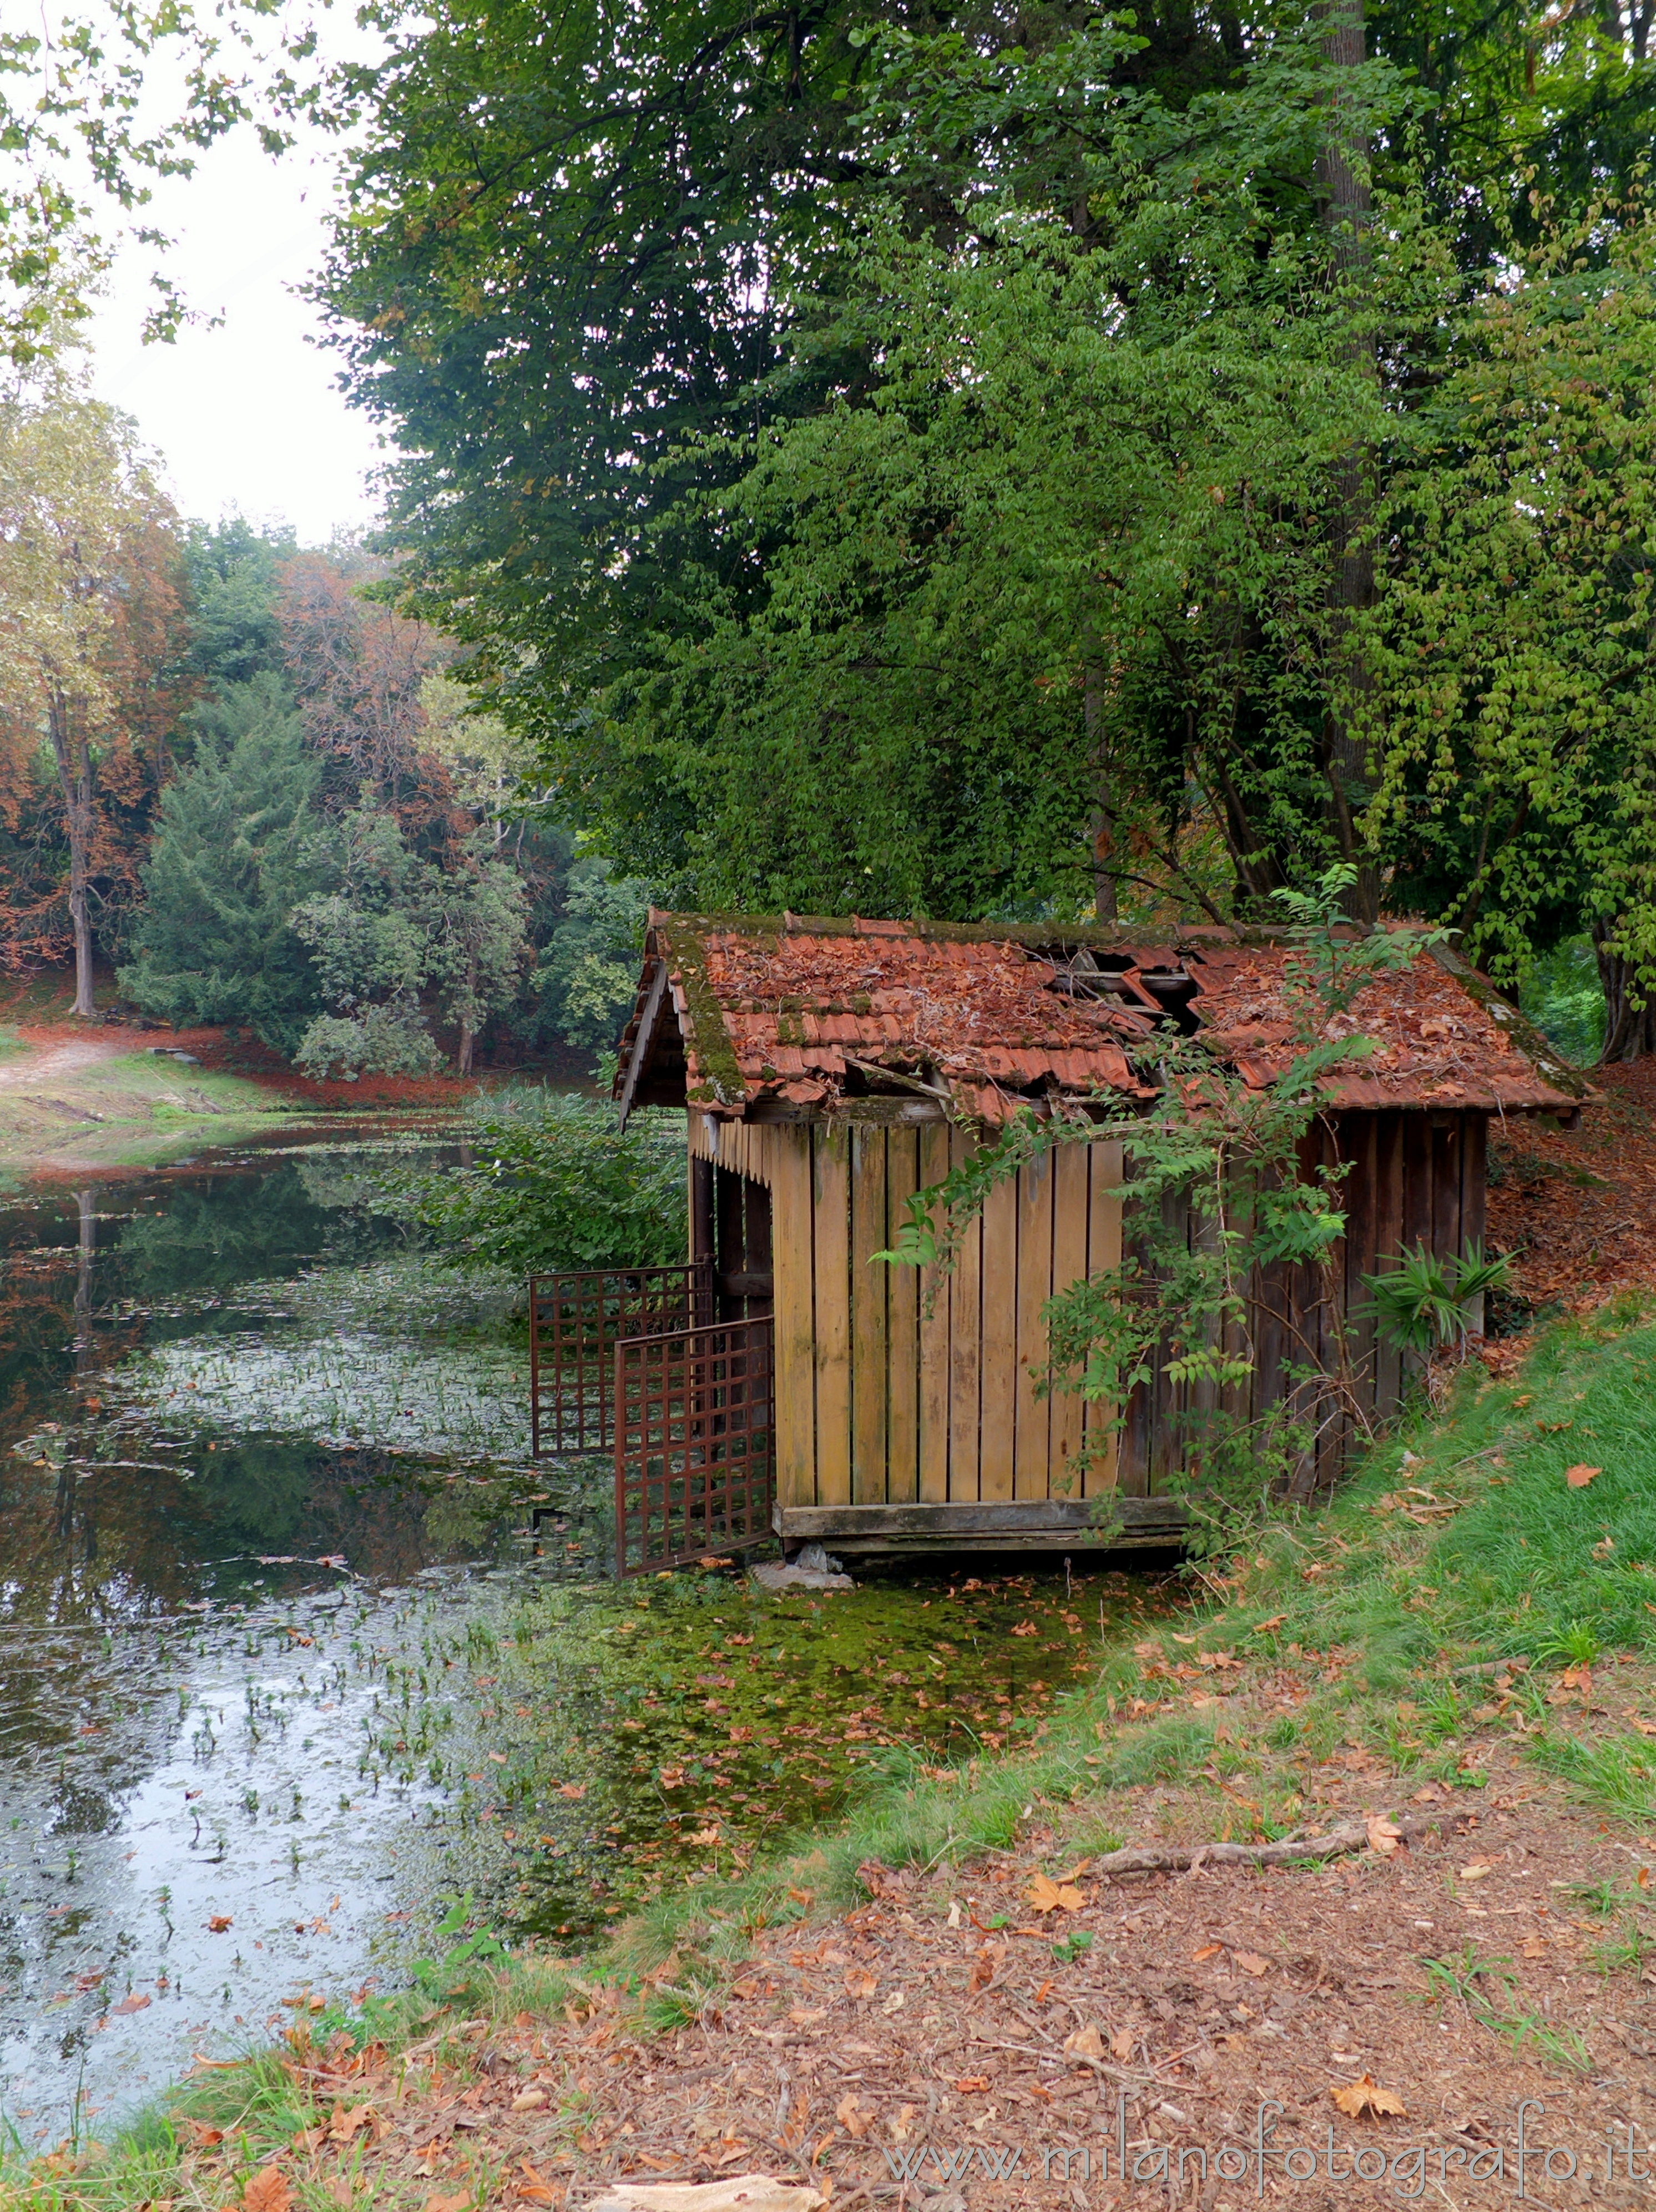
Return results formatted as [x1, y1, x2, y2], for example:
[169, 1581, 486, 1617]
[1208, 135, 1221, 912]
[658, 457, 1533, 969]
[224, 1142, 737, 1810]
[0, 1047, 324, 1177]
[12, 1304, 1656, 2206]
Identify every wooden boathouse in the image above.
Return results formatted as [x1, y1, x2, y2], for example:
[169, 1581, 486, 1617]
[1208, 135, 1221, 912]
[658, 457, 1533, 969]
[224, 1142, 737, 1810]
[530, 913, 1587, 1574]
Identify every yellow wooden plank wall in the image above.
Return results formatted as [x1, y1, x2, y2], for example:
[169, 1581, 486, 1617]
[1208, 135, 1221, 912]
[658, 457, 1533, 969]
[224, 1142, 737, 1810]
[885, 1128, 921, 1504]
[946, 1126, 982, 1502]
[693, 1113, 1125, 1510]
[1084, 1140, 1125, 1496]
[916, 1123, 952, 1504]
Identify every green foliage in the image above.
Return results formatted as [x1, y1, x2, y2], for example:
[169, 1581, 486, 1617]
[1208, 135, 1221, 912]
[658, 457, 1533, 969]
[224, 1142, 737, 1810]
[118, 675, 327, 1050]
[406, 1895, 511, 2005]
[290, 806, 529, 1077]
[179, 517, 296, 691]
[1360, 1241, 1514, 1356]
[1521, 936, 1606, 1066]
[380, 1088, 687, 1274]
[1370, 200, 1656, 1042]
[533, 858, 650, 1056]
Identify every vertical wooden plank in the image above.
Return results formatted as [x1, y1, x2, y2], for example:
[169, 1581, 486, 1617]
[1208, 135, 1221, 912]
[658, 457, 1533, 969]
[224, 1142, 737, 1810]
[885, 1126, 921, 1504]
[1340, 1110, 1379, 1434]
[849, 1125, 890, 1504]
[1462, 1114, 1490, 1337]
[1013, 1148, 1055, 1498]
[812, 1124, 853, 1507]
[769, 1126, 817, 1510]
[1402, 1112, 1433, 1256]
[947, 1125, 982, 1503]
[1084, 1140, 1124, 1496]
[978, 1165, 1019, 1502]
[1462, 1113, 1487, 1248]
[1048, 1140, 1089, 1500]
[1372, 1111, 1406, 1417]
[1431, 1116, 1462, 1263]
[917, 1121, 952, 1504]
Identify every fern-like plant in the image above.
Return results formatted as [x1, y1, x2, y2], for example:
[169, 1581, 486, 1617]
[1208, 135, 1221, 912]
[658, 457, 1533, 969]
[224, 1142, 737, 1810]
[1361, 1240, 1513, 1354]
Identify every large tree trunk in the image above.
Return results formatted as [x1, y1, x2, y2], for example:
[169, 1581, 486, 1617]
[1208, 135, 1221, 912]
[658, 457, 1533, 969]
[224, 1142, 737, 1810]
[1594, 929, 1656, 1061]
[47, 689, 97, 1019]
[1316, 0, 1381, 925]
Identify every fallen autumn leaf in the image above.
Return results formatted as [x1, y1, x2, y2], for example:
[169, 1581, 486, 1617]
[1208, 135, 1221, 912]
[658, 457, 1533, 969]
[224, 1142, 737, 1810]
[1331, 2075, 1409, 2120]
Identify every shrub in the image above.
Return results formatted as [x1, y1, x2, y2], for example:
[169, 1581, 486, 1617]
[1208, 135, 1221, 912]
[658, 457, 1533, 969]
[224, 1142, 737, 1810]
[381, 1086, 686, 1274]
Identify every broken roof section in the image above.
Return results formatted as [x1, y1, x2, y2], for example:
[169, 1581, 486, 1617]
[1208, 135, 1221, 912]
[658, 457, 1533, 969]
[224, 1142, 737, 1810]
[614, 912, 1590, 1127]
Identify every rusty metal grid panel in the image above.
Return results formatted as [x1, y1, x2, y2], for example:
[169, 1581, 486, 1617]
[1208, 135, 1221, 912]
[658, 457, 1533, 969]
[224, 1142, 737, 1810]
[528, 1265, 712, 1456]
[614, 1318, 775, 1576]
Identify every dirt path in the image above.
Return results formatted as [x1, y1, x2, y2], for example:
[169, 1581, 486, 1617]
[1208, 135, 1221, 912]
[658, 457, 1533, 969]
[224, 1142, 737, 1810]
[0, 1031, 132, 1092]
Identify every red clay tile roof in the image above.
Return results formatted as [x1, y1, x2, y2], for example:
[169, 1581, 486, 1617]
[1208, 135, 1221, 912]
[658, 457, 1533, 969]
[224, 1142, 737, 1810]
[615, 913, 1589, 1125]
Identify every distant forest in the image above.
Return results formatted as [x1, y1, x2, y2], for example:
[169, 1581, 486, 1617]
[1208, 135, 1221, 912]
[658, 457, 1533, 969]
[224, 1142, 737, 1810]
[0, 469, 646, 1076]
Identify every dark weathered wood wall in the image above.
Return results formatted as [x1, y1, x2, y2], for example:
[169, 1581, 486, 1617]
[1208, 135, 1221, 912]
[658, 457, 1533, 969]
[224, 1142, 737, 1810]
[1120, 1108, 1488, 1499]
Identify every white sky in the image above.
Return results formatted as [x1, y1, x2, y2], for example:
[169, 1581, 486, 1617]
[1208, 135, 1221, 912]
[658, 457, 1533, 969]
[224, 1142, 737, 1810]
[88, 92, 387, 546]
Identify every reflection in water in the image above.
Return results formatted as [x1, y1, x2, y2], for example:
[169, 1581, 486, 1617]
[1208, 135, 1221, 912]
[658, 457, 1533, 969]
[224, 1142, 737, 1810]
[0, 1146, 559, 2132]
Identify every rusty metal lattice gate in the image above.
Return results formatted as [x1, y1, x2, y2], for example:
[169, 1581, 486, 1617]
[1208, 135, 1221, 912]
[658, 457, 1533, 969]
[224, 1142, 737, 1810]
[528, 1264, 712, 1455]
[613, 1316, 775, 1576]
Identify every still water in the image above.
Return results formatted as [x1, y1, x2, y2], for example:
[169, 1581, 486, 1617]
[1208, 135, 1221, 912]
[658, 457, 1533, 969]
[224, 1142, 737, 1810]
[0, 1138, 568, 2132]
[0, 1136, 1157, 2137]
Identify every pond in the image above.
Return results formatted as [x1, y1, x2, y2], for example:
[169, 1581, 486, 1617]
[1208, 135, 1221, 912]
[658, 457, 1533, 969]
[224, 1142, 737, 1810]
[0, 1135, 1166, 2138]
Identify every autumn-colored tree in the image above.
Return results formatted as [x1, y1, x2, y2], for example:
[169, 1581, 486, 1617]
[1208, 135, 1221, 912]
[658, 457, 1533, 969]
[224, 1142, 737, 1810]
[0, 369, 189, 1010]
[276, 551, 465, 851]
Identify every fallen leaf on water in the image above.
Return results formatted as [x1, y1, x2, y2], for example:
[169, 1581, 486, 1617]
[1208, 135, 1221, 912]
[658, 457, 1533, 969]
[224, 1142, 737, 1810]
[1331, 2074, 1408, 2120]
[1366, 1816, 1403, 1857]
[112, 1992, 152, 2014]
[1459, 1863, 1493, 1882]
[844, 1967, 877, 2001]
[243, 2168, 294, 2212]
[1063, 2024, 1105, 2061]
[1234, 1951, 1271, 1977]
[207, 1915, 233, 1933]
[1566, 1464, 1602, 1489]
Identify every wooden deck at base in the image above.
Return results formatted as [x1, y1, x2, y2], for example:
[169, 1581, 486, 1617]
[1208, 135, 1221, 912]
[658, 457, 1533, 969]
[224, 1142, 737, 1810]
[774, 1497, 1186, 1554]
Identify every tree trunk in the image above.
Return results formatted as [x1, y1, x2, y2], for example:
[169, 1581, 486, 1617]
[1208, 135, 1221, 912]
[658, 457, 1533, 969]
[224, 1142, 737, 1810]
[1315, 0, 1381, 925]
[1594, 929, 1656, 1061]
[47, 688, 97, 1019]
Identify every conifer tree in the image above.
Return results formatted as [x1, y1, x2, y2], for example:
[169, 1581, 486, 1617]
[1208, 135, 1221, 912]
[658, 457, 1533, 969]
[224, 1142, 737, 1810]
[119, 674, 326, 1046]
